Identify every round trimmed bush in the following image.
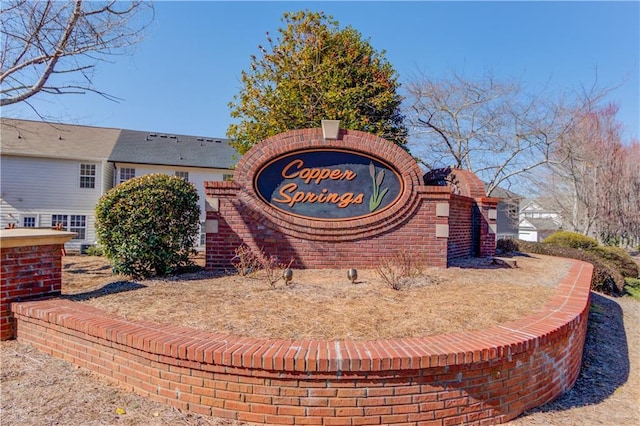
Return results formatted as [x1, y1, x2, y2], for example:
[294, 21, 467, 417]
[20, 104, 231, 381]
[95, 174, 201, 279]
[542, 231, 599, 250]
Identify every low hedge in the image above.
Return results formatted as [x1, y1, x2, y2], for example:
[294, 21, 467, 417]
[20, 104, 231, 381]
[588, 246, 639, 278]
[625, 277, 640, 300]
[507, 240, 624, 295]
[542, 230, 599, 250]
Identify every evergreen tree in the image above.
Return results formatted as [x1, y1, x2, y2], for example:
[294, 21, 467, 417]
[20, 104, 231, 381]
[227, 10, 407, 154]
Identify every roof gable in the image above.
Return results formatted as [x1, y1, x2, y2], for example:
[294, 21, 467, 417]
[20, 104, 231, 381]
[519, 217, 561, 231]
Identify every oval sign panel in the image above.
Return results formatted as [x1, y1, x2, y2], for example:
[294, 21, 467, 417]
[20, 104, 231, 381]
[254, 149, 403, 221]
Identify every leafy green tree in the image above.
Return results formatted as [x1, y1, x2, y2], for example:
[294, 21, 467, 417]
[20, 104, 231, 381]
[95, 174, 200, 279]
[227, 10, 407, 154]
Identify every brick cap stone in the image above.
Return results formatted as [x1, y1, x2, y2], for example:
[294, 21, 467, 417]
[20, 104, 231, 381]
[0, 229, 76, 248]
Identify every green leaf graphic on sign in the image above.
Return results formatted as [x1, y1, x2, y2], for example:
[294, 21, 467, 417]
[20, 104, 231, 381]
[369, 162, 388, 212]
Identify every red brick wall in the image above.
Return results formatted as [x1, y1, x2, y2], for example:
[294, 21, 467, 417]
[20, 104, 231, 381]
[1, 244, 62, 340]
[204, 128, 497, 270]
[12, 260, 592, 425]
[207, 191, 452, 269]
[477, 198, 499, 257]
[447, 195, 476, 260]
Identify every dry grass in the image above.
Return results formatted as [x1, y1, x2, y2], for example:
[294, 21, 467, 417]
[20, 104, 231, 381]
[0, 339, 240, 426]
[62, 253, 570, 341]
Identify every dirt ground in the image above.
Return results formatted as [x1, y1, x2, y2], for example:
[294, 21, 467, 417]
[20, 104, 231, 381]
[1, 254, 638, 425]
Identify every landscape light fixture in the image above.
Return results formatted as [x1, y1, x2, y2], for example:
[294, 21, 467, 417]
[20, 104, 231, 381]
[283, 268, 293, 285]
[347, 268, 358, 284]
[321, 120, 340, 140]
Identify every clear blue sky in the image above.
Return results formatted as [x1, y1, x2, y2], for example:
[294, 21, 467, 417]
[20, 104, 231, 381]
[4, 0, 639, 142]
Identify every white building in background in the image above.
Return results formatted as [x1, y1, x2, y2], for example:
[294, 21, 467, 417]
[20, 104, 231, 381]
[1, 118, 237, 252]
[518, 199, 563, 242]
[484, 184, 522, 241]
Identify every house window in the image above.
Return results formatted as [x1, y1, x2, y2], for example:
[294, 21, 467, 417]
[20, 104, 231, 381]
[119, 168, 135, 183]
[52, 214, 86, 240]
[70, 215, 86, 240]
[199, 222, 206, 246]
[51, 214, 68, 230]
[175, 171, 189, 181]
[22, 216, 37, 228]
[79, 163, 96, 188]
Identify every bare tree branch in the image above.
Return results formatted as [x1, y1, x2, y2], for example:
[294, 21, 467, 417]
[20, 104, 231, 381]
[0, 0, 153, 107]
[536, 103, 640, 245]
[404, 70, 614, 196]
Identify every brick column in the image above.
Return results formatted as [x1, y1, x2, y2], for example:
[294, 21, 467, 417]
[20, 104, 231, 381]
[0, 229, 75, 340]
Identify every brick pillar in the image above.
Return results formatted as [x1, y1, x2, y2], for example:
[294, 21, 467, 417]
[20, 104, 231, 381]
[0, 229, 75, 340]
[204, 182, 242, 270]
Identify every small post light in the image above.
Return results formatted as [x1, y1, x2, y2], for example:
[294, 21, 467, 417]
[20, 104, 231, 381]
[321, 120, 341, 140]
[347, 268, 358, 284]
[283, 268, 293, 286]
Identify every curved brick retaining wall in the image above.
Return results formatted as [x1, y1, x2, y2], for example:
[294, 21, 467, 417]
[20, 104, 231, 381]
[11, 260, 592, 425]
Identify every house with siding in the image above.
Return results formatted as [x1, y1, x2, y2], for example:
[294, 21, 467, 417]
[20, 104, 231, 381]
[0, 118, 236, 252]
[518, 198, 563, 242]
[484, 184, 522, 240]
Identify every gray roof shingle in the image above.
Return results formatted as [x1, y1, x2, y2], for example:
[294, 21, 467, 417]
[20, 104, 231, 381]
[1, 118, 121, 161]
[109, 130, 237, 169]
[1, 118, 238, 170]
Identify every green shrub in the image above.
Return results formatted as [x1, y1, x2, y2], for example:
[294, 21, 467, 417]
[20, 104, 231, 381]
[512, 240, 624, 295]
[588, 246, 639, 278]
[625, 277, 640, 300]
[95, 174, 201, 279]
[496, 238, 519, 253]
[542, 231, 599, 250]
[84, 245, 104, 257]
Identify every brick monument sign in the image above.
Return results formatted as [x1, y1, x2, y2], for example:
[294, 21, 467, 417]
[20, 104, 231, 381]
[204, 126, 497, 270]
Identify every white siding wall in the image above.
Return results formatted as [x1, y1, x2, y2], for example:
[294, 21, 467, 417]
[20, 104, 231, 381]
[520, 205, 560, 220]
[102, 161, 115, 194]
[518, 230, 539, 242]
[2, 155, 104, 210]
[518, 219, 539, 242]
[0, 155, 230, 252]
[1, 155, 104, 251]
[0, 200, 19, 230]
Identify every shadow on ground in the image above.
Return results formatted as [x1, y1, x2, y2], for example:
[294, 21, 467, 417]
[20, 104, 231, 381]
[449, 252, 535, 269]
[62, 260, 112, 274]
[62, 281, 147, 301]
[519, 292, 629, 416]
